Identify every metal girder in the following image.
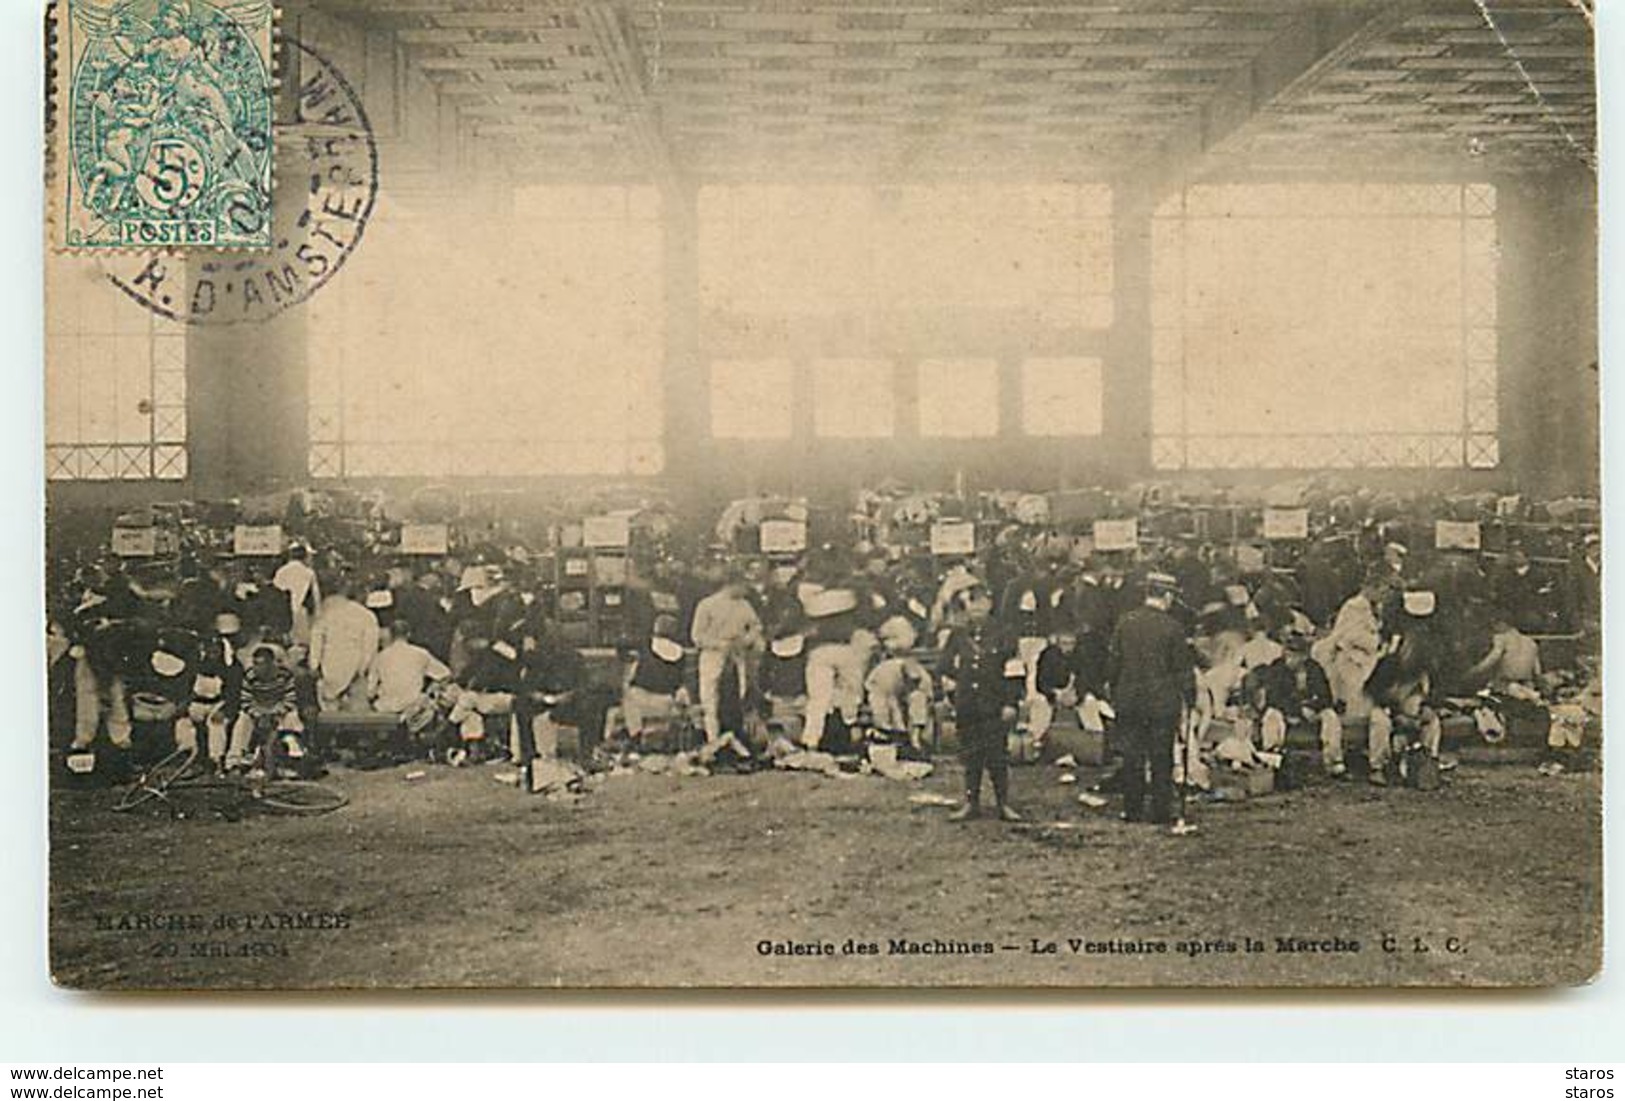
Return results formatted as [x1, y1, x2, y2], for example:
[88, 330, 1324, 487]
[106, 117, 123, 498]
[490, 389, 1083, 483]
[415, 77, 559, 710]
[1130, 4, 1415, 204]
[580, 2, 688, 195]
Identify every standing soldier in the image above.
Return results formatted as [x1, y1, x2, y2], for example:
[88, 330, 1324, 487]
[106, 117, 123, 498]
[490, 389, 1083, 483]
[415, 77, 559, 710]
[1108, 572, 1197, 825]
[941, 583, 1025, 823]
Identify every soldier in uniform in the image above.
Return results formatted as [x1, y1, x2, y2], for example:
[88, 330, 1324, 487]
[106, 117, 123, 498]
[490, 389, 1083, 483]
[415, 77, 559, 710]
[1108, 572, 1197, 825]
[940, 583, 1025, 822]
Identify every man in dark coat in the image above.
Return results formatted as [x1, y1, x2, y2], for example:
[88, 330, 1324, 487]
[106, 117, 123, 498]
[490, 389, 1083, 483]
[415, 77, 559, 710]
[940, 582, 1025, 822]
[1246, 634, 1345, 777]
[1035, 625, 1109, 706]
[173, 555, 228, 634]
[1299, 538, 1359, 629]
[999, 549, 1073, 639]
[516, 617, 589, 769]
[999, 547, 1074, 698]
[1490, 546, 1549, 635]
[1070, 566, 1122, 641]
[1107, 572, 1197, 824]
[392, 568, 454, 663]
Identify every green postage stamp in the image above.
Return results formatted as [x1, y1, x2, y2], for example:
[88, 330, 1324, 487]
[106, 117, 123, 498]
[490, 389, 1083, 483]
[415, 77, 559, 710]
[54, 0, 274, 250]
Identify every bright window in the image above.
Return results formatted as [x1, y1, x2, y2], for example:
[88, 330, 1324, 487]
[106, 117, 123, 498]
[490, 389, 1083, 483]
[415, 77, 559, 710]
[879, 186, 1114, 327]
[918, 358, 999, 439]
[1151, 183, 1498, 471]
[46, 252, 187, 480]
[711, 358, 794, 440]
[698, 184, 1112, 326]
[699, 187, 873, 317]
[813, 358, 894, 439]
[306, 187, 664, 477]
[1022, 357, 1103, 437]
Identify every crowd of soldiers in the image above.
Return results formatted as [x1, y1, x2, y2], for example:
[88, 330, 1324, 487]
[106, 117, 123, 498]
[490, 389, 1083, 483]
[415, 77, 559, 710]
[50, 487, 1600, 825]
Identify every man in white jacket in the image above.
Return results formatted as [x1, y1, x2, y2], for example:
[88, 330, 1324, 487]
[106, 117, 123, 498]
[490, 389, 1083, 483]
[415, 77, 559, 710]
[1311, 574, 1390, 724]
[272, 544, 321, 645]
[689, 573, 762, 746]
[309, 582, 380, 713]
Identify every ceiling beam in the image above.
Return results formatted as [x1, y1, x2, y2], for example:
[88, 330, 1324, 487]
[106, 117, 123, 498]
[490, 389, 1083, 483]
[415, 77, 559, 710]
[1129, 4, 1414, 205]
[579, 2, 687, 196]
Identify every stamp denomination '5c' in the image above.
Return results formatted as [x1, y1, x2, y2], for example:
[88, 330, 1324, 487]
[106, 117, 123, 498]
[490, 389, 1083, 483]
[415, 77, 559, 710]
[55, 0, 274, 250]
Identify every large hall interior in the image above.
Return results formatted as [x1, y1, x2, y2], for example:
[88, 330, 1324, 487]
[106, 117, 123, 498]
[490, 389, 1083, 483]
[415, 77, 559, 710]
[44, 0, 1602, 990]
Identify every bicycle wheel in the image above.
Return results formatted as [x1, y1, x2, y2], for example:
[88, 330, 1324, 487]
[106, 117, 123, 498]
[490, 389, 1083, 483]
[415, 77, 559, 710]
[114, 745, 199, 812]
[254, 780, 349, 816]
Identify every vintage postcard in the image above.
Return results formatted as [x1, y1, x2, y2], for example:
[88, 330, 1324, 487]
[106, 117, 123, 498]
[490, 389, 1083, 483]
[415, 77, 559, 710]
[44, 0, 1600, 990]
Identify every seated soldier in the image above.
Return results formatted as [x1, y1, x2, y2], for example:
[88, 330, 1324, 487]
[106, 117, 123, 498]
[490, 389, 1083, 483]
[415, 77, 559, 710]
[1191, 602, 1252, 741]
[1313, 574, 1390, 725]
[445, 635, 520, 763]
[1366, 591, 1445, 786]
[618, 613, 690, 746]
[1029, 625, 1109, 746]
[1492, 546, 1549, 634]
[134, 639, 194, 736]
[864, 616, 933, 750]
[760, 615, 809, 745]
[1462, 611, 1546, 749]
[1466, 612, 1543, 691]
[800, 585, 864, 751]
[225, 645, 305, 773]
[827, 628, 878, 754]
[392, 569, 454, 664]
[68, 570, 142, 757]
[369, 619, 452, 737]
[1246, 634, 1345, 777]
[174, 611, 244, 767]
[998, 547, 1072, 699]
[1237, 615, 1285, 672]
[516, 619, 588, 761]
[1541, 656, 1596, 777]
[309, 582, 380, 714]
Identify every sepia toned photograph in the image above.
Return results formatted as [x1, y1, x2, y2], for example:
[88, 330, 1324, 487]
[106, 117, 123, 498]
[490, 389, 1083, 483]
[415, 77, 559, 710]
[43, 0, 1598, 990]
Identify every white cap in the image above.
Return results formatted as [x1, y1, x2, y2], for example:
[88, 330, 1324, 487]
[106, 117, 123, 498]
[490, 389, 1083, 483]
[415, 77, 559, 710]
[150, 651, 187, 677]
[878, 615, 918, 651]
[1402, 590, 1436, 617]
[803, 588, 858, 619]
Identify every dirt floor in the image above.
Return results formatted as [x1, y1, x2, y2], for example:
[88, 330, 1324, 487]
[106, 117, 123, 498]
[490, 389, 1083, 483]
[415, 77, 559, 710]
[49, 750, 1602, 991]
